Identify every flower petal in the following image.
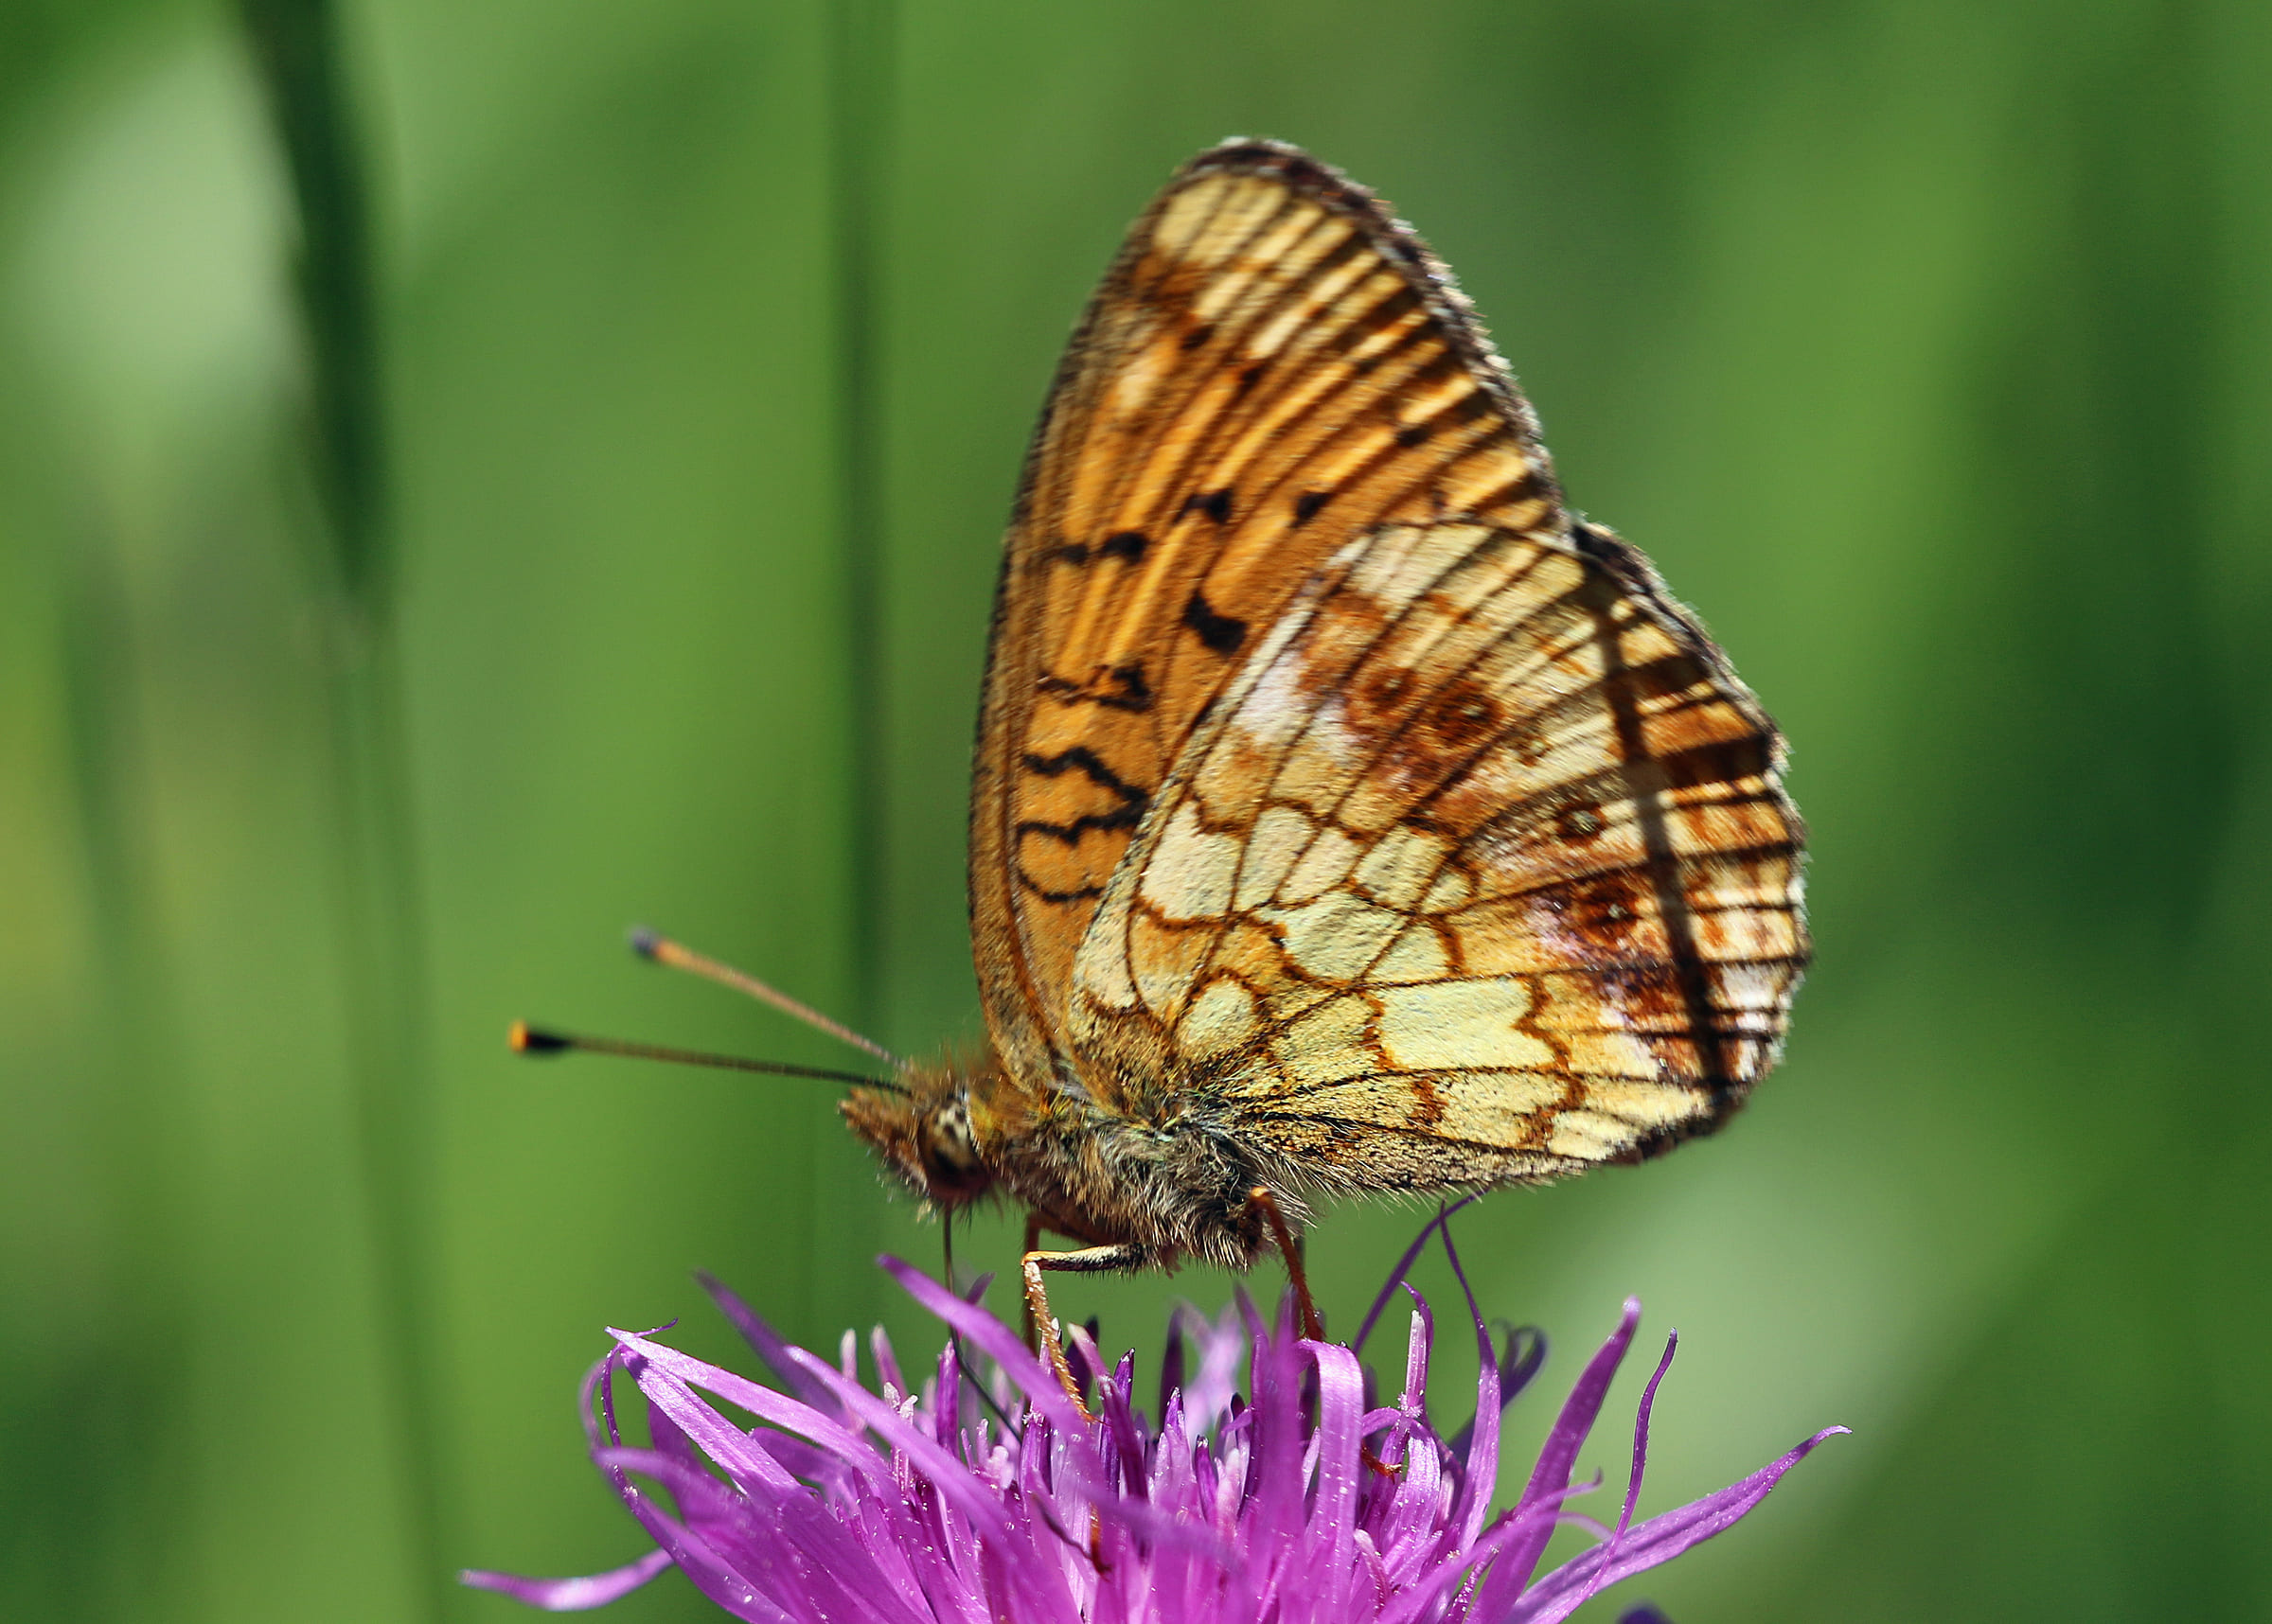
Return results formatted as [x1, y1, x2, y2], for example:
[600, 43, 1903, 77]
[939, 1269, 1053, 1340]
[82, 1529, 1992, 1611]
[608, 1329, 887, 1489]
[1495, 1297, 1642, 1596]
[697, 1271, 848, 1421]
[878, 1257, 1088, 1432]
[459, 1549, 675, 1611]
[1448, 1324, 1549, 1460]
[1566, 1333, 1679, 1617]
[1437, 1217, 1501, 1547]
[1504, 1426, 1850, 1624]
[1305, 1338, 1369, 1573]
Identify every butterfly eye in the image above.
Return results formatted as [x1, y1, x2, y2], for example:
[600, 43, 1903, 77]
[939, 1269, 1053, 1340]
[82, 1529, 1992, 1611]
[920, 1098, 990, 1196]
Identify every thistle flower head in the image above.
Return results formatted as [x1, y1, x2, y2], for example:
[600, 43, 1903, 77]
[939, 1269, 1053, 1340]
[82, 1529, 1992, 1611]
[467, 1221, 1840, 1622]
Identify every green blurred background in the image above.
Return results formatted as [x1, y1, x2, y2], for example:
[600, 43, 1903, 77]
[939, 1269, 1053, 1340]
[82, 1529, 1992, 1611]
[5, 0, 2268, 1619]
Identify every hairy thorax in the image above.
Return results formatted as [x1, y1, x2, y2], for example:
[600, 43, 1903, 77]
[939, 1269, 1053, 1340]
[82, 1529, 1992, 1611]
[840, 1046, 1288, 1272]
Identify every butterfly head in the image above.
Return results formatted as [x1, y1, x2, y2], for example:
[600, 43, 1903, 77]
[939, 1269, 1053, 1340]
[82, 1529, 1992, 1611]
[841, 1057, 1000, 1210]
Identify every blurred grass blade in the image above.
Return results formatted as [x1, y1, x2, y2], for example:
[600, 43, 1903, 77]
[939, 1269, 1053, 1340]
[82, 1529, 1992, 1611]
[238, 0, 386, 597]
[815, 0, 896, 1339]
[236, 3, 450, 1618]
[53, 538, 194, 1621]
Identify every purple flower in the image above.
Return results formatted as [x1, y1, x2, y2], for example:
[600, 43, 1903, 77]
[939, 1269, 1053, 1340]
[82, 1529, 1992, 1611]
[465, 1220, 1842, 1623]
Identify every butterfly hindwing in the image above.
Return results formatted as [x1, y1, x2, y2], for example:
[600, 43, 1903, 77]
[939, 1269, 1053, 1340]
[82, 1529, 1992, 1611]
[972, 142, 1557, 1095]
[1069, 514, 1806, 1187]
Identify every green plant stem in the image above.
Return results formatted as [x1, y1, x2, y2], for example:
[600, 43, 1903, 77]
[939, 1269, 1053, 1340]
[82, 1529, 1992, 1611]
[830, 0, 895, 1028]
[316, 632, 447, 1621]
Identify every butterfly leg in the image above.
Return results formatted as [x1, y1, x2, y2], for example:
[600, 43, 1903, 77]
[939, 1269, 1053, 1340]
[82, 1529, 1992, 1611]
[1246, 1185, 1325, 1341]
[1021, 1242, 1138, 1422]
[1021, 1211, 1046, 1350]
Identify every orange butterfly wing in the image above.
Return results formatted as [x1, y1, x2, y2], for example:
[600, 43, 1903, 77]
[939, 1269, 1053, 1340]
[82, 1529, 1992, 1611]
[971, 142, 1558, 1097]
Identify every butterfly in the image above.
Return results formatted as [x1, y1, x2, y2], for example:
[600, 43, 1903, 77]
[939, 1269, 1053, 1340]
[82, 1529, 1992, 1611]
[525, 138, 1806, 1390]
[832, 138, 1807, 1365]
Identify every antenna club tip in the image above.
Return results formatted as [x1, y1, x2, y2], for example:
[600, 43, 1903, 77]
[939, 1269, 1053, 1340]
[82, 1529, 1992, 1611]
[510, 1021, 574, 1055]
[628, 927, 663, 960]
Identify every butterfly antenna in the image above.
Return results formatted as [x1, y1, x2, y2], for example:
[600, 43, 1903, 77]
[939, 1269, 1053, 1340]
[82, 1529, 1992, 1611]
[508, 1020, 909, 1094]
[630, 927, 906, 1069]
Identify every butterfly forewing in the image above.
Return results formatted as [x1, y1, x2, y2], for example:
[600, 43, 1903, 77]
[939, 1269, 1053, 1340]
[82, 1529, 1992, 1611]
[973, 144, 1559, 1096]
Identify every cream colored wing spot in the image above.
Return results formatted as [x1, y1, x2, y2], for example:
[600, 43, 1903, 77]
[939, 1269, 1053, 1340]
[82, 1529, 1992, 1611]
[1423, 867, 1475, 910]
[1129, 909, 1213, 1018]
[1265, 1076, 1423, 1126]
[1223, 623, 1322, 749]
[1375, 978, 1555, 1071]
[1429, 1070, 1568, 1138]
[1233, 804, 1318, 909]
[1154, 173, 1285, 264]
[1546, 1110, 1640, 1160]
[1272, 728, 1366, 823]
[1352, 825, 1455, 910]
[1270, 993, 1377, 1090]
[1583, 1078, 1714, 1129]
[1555, 1031, 1669, 1081]
[1277, 825, 1364, 907]
[1211, 217, 1356, 333]
[1344, 521, 1498, 604]
[1259, 1069, 1568, 1143]
[1074, 927, 1142, 1010]
[1261, 889, 1406, 982]
[1105, 335, 1176, 425]
[1690, 904, 1795, 963]
[1711, 960, 1801, 1011]
[1390, 375, 1483, 439]
[1140, 802, 1241, 921]
[1244, 238, 1375, 358]
[1191, 667, 1328, 824]
[1258, 980, 1340, 1032]
[1178, 975, 1261, 1060]
[1371, 921, 1450, 983]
